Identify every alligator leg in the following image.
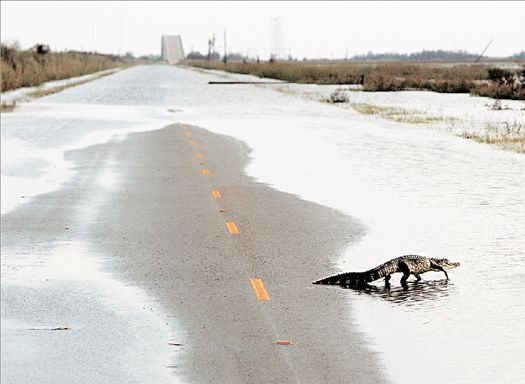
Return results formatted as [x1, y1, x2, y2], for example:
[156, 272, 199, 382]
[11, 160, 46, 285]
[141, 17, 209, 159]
[399, 261, 411, 285]
[384, 274, 391, 290]
[435, 265, 449, 280]
[413, 273, 421, 282]
[430, 261, 450, 280]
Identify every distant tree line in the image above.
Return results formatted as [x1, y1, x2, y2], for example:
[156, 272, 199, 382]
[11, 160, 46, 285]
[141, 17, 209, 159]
[186, 51, 258, 62]
[187, 49, 525, 63]
[510, 51, 525, 59]
[351, 50, 480, 61]
[186, 51, 221, 61]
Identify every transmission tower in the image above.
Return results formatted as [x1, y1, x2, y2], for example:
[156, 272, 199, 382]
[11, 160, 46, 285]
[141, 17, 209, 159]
[270, 17, 286, 60]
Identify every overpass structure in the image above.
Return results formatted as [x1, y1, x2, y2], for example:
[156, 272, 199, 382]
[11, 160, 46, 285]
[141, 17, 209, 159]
[161, 35, 185, 64]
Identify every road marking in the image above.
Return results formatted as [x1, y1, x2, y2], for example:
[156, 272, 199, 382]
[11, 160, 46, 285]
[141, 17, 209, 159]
[212, 190, 222, 198]
[184, 132, 192, 138]
[202, 169, 211, 176]
[250, 278, 270, 300]
[195, 153, 203, 159]
[273, 340, 293, 345]
[190, 140, 197, 146]
[199, 162, 206, 165]
[226, 221, 239, 234]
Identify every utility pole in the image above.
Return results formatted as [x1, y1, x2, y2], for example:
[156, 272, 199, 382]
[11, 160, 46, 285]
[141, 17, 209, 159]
[207, 33, 215, 61]
[223, 29, 227, 64]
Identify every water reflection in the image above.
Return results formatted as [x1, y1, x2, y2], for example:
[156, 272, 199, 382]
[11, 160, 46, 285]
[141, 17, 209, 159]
[350, 279, 453, 306]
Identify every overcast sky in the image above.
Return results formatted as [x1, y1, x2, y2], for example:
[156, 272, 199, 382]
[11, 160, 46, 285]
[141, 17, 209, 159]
[1, 1, 524, 58]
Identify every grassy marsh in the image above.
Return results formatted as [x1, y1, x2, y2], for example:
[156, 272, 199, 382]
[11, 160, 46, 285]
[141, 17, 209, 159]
[186, 60, 525, 100]
[1, 44, 124, 92]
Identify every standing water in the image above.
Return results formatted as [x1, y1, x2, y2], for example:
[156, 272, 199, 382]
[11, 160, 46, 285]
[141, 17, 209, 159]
[175, 66, 525, 383]
[2, 65, 524, 383]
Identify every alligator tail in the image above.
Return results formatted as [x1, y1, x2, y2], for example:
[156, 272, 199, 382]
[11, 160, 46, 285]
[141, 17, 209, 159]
[313, 272, 365, 287]
[314, 259, 399, 288]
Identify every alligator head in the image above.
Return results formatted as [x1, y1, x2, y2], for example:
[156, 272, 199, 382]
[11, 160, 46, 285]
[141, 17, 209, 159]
[430, 258, 460, 270]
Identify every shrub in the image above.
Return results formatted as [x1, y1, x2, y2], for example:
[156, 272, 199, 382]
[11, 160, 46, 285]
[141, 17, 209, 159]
[471, 83, 525, 100]
[328, 89, 349, 103]
[362, 73, 405, 91]
[487, 67, 513, 83]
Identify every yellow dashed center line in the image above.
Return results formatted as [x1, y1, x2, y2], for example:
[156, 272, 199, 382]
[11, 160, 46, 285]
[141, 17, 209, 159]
[202, 169, 211, 176]
[250, 278, 270, 301]
[195, 153, 203, 159]
[212, 190, 222, 199]
[226, 221, 239, 234]
[190, 140, 197, 146]
[273, 340, 292, 345]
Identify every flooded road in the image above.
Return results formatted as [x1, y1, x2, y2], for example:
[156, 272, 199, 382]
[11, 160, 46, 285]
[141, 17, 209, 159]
[2, 65, 525, 383]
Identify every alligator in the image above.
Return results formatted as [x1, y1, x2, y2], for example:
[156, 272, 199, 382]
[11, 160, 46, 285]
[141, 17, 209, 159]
[313, 255, 460, 289]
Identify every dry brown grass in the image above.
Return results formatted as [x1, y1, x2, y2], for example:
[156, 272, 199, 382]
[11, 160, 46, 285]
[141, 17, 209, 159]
[26, 70, 117, 98]
[349, 102, 457, 124]
[1, 69, 119, 113]
[460, 122, 525, 153]
[186, 60, 524, 99]
[1, 101, 16, 112]
[1, 44, 124, 92]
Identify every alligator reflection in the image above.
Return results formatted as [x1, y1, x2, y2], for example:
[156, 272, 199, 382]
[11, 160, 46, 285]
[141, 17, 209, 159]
[349, 279, 453, 305]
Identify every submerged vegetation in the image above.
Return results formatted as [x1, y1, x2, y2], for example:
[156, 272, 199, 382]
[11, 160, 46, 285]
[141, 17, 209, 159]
[460, 122, 525, 153]
[1, 43, 124, 92]
[348, 102, 458, 125]
[25, 70, 117, 99]
[186, 60, 525, 100]
[1, 101, 16, 112]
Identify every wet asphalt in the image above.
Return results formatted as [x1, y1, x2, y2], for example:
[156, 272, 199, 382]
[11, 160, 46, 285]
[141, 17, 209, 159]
[2, 124, 388, 383]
